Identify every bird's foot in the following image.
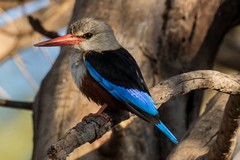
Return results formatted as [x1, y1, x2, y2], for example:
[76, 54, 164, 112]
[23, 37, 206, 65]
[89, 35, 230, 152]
[82, 113, 110, 122]
[82, 104, 109, 122]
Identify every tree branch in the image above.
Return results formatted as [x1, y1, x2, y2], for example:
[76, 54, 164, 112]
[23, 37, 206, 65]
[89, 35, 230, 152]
[205, 95, 240, 160]
[47, 70, 240, 159]
[168, 93, 227, 160]
[47, 109, 129, 160]
[150, 70, 240, 105]
[0, 99, 32, 110]
[0, 0, 32, 10]
[0, 0, 74, 62]
[27, 15, 59, 39]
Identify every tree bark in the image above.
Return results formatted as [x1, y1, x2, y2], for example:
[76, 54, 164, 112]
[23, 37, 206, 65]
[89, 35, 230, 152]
[169, 93, 227, 160]
[205, 95, 240, 160]
[0, 0, 32, 10]
[32, 0, 240, 160]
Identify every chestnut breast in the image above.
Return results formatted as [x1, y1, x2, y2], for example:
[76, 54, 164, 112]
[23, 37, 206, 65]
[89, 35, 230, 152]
[80, 71, 125, 110]
[70, 50, 125, 110]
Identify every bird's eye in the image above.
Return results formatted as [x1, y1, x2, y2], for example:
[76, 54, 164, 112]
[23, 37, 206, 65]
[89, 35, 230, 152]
[82, 33, 93, 39]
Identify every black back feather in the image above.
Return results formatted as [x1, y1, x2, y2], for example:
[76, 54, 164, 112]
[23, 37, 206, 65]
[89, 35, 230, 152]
[85, 48, 150, 94]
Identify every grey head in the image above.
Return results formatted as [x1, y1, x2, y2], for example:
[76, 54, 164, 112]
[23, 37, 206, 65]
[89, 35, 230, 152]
[68, 18, 121, 52]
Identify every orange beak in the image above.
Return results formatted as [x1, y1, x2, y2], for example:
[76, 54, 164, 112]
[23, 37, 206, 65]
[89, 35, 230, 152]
[34, 34, 83, 47]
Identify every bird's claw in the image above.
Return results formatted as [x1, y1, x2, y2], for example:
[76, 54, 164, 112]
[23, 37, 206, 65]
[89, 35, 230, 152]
[82, 113, 110, 122]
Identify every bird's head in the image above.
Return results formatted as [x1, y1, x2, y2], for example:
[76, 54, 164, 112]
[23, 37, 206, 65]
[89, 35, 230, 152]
[34, 18, 120, 52]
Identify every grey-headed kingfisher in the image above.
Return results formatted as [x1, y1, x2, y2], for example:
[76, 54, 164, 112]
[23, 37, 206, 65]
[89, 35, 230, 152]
[34, 18, 178, 144]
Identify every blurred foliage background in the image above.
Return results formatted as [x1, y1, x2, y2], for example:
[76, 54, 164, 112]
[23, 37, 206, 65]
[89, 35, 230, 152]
[0, 0, 73, 159]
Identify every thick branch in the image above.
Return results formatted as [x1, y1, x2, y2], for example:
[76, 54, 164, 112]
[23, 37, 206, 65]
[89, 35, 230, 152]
[151, 70, 240, 105]
[168, 93, 240, 160]
[48, 110, 129, 160]
[168, 93, 227, 160]
[0, 99, 32, 110]
[47, 70, 240, 159]
[205, 95, 240, 160]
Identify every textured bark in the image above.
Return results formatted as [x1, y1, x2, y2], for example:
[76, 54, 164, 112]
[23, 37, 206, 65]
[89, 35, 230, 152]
[205, 95, 240, 160]
[169, 94, 240, 160]
[32, 0, 240, 160]
[169, 93, 227, 160]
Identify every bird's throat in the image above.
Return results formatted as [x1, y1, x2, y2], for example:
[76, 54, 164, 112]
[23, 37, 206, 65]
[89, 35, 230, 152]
[70, 51, 86, 88]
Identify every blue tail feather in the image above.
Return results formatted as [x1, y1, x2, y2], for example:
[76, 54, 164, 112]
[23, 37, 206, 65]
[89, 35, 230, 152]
[155, 121, 178, 144]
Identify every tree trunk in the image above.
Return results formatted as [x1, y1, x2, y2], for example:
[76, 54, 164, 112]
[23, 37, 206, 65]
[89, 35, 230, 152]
[32, 0, 240, 159]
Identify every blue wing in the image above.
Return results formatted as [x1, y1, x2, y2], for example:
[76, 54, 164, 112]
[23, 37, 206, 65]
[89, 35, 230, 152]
[85, 61, 178, 144]
[85, 61, 158, 116]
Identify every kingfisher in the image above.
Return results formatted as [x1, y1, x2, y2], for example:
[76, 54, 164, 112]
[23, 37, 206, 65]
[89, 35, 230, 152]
[34, 18, 178, 144]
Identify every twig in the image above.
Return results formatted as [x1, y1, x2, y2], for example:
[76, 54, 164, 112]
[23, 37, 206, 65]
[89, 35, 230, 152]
[205, 95, 240, 160]
[47, 70, 240, 159]
[0, 99, 32, 110]
[13, 54, 39, 92]
[28, 15, 59, 39]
